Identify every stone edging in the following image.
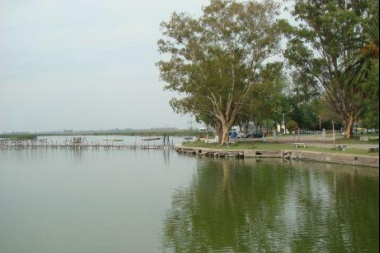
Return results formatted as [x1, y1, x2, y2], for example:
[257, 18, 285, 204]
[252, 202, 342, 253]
[174, 146, 379, 168]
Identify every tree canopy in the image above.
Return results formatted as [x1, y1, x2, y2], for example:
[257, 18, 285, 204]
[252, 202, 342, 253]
[282, 0, 379, 138]
[343, 9, 379, 128]
[157, 0, 282, 144]
[157, 0, 378, 141]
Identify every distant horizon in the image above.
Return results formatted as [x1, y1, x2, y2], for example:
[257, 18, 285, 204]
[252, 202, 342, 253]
[0, 125, 206, 135]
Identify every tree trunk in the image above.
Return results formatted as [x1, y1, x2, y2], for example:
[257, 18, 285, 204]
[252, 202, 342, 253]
[219, 116, 234, 145]
[221, 124, 231, 145]
[215, 120, 223, 143]
[343, 115, 355, 139]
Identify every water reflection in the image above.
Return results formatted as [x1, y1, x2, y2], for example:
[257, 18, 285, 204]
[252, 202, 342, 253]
[1, 149, 378, 252]
[162, 158, 379, 253]
[0, 148, 197, 253]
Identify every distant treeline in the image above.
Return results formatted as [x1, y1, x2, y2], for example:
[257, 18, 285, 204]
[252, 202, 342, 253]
[1, 130, 213, 139]
[0, 134, 38, 140]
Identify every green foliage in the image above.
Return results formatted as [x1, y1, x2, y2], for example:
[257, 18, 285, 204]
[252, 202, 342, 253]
[360, 60, 379, 128]
[242, 62, 287, 128]
[286, 120, 298, 134]
[157, 0, 282, 144]
[282, 0, 376, 138]
[343, 8, 379, 128]
[291, 102, 320, 130]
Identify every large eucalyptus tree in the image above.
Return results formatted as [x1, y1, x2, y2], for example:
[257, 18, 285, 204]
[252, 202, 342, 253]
[157, 0, 282, 144]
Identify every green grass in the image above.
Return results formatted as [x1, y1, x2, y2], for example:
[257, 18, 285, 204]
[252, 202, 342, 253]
[335, 137, 379, 144]
[181, 140, 379, 156]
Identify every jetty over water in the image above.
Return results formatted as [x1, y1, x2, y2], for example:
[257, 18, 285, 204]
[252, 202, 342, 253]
[0, 136, 174, 150]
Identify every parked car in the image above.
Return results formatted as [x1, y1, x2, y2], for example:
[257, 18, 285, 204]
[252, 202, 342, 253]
[245, 131, 263, 138]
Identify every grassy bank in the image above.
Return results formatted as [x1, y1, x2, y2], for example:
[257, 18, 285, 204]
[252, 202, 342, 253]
[181, 140, 379, 157]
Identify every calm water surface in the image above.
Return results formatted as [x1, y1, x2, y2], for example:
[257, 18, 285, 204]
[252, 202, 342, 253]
[0, 141, 378, 253]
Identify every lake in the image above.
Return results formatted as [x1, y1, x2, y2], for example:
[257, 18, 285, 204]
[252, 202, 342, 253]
[0, 136, 378, 253]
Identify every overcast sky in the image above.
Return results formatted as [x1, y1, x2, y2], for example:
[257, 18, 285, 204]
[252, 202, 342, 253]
[0, 0, 210, 133]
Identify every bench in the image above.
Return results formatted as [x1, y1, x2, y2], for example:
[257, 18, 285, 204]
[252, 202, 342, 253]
[294, 143, 306, 148]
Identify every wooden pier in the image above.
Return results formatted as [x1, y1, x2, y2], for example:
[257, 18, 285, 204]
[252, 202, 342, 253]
[0, 137, 174, 150]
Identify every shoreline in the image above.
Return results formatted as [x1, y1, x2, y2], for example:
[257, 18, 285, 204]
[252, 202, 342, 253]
[174, 146, 379, 168]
